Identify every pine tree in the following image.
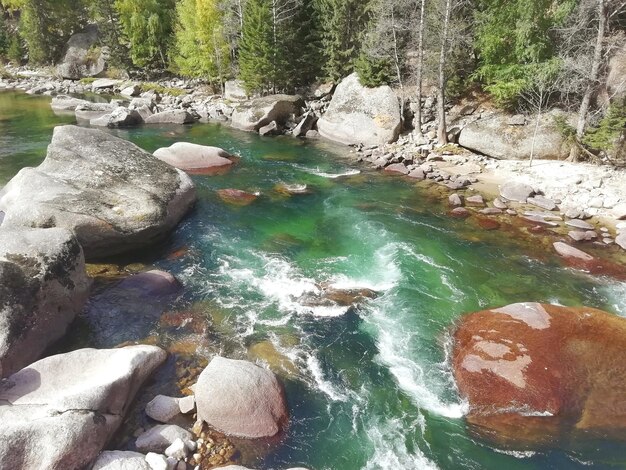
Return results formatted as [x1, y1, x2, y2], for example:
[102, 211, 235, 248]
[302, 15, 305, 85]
[238, 0, 275, 93]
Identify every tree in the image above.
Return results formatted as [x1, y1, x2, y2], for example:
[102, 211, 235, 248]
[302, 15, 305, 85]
[238, 0, 275, 92]
[436, 0, 452, 144]
[172, 0, 230, 88]
[315, 0, 371, 81]
[115, 0, 175, 68]
[414, 0, 427, 137]
[88, 0, 127, 69]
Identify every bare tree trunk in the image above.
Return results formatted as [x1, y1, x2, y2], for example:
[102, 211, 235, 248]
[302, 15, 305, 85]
[437, 0, 452, 145]
[415, 0, 426, 138]
[569, 0, 607, 161]
[390, 8, 405, 127]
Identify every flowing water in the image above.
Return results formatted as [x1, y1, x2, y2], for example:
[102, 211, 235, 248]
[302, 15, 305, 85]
[2, 91, 626, 469]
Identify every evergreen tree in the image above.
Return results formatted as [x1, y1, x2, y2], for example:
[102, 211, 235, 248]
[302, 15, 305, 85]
[238, 0, 275, 93]
[88, 0, 128, 69]
[115, 0, 175, 68]
[315, 0, 371, 81]
[172, 0, 230, 88]
[0, 11, 8, 57]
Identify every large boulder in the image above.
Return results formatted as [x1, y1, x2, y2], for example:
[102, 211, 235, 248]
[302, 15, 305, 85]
[195, 356, 289, 439]
[224, 80, 247, 101]
[0, 345, 167, 470]
[606, 43, 626, 103]
[231, 94, 304, 132]
[90, 107, 143, 128]
[57, 24, 106, 79]
[0, 125, 196, 260]
[153, 142, 234, 174]
[51, 95, 91, 112]
[144, 109, 196, 125]
[453, 302, 626, 445]
[458, 111, 570, 160]
[317, 73, 401, 146]
[0, 228, 89, 377]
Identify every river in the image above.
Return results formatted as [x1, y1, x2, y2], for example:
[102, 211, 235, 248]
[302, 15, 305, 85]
[2, 91, 626, 469]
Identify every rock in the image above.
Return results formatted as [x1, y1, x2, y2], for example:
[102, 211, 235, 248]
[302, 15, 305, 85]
[231, 95, 304, 132]
[259, 120, 279, 136]
[92, 78, 122, 91]
[195, 356, 289, 439]
[145, 110, 195, 125]
[164, 438, 189, 460]
[274, 183, 310, 196]
[606, 43, 626, 102]
[145, 453, 169, 470]
[92, 451, 151, 470]
[317, 73, 401, 146]
[51, 95, 90, 112]
[0, 126, 196, 259]
[611, 202, 626, 220]
[465, 195, 485, 207]
[179, 395, 195, 414]
[383, 163, 409, 175]
[121, 84, 141, 98]
[217, 189, 258, 206]
[136, 425, 193, 453]
[407, 168, 426, 180]
[57, 25, 106, 79]
[520, 215, 559, 227]
[507, 114, 526, 126]
[449, 193, 463, 207]
[565, 219, 594, 230]
[458, 111, 570, 160]
[568, 230, 598, 242]
[452, 303, 626, 445]
[154, 142, 233, 174]
[146, 395, 182, 423]
[616, 233, 626, 250]
[90, 107, 143, 128]
[75, 102, 118, 121]
[493, 198, 507, 209]
[480, 208, 503, 215]
[117, 270, 181, 296]
[527, 195, 557, 211]
[292, 111, 317, 138]
[499, 181, 535, 202]
[0, 345, 166, 470]
[305, 130, 319, 139]
[450, 207, 470, 218]
[224, 80, 247, 101]
[553, 241, 594, 261]
[0, 228, 89, 377]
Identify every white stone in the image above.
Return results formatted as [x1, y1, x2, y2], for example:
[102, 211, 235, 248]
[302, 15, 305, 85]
[146, 395, 181, 423]
[145, 453, 168, 470]
[164, 438, 189, 460]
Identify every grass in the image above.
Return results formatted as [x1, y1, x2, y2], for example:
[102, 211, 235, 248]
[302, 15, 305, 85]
[142, 82, 188, 97]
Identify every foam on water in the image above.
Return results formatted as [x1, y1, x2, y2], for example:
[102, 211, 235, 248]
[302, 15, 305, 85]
[295, 165, 361, 179]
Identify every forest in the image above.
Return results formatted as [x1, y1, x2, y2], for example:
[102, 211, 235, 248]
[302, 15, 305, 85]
[1, 0, 625, 160]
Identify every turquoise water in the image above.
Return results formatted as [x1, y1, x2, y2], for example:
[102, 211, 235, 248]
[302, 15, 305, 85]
[2, 91, 626, 469]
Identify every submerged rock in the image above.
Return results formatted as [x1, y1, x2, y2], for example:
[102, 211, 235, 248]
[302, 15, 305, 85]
[0, 228, 90, 377]
[453, 303, 626, 445]
[0, 345, 166, 470]
[0, 125, 196, 260]
[217, 189, 259, 206]
[195, 356, 289, 438]
[154, 142, 234, 174]
[317, 73, 401, 146]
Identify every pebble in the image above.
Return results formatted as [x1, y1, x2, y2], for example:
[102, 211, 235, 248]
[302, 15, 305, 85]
[179, 395, 196, 414]
[565, 219, 595, 230]
[465, 195, 485, 206]
[553, 241, 594, 261]
[521, 215, 559, 227]
[146, 395, 181, 423]
[527, 195, 558, 211]
[480, 208, 503, 215]
[450, 207, 470, 218]
[165, 438, 189, 460]
[493, 198, 507, 209]
[449, 194, 463, 207]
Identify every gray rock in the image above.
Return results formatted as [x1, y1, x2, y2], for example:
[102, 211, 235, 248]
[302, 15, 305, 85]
[521, 215, 559, 227]
[196, 356, 288, 439]
[493, 198, 508, 209]
[0, 345, 166, 470]
[305, 130, 319, 139]
[527, 195, 558, 211]
[51, 95, 90, 112]
[121, 84, 141, 98]
[507, 114, 526, 126]
[450, 207, 470, 218]
[384, 163, 409, 175]
[0, 228, 89, 377]
[500, 181, 535, 202]
[57, 25, 106, 79]
[136, 425, 193, 453]
[154, 142, 233, 173]
[568, 231, 597, 242]
[92, 451, 151, 470]
[317, 73, 401, 146]
[465, 195, 485, 206]
[553, 242, 594, 261]
[164, 438, 188, 460]
[458, 110, 570, 160]
[145, 453, 169, 470]
[407, 168, 426, 180]
[92, 78, 122, 91]
[606, 43, 626, 102]
[231, 94, 304, 132]
[522, 211, 562, 221]
[90, 107, 143, 128]
[75, 102, 118, 121]
[449, 194, 463, 207]
[0, 125, 196, 259]
[292, 111, 317, 137]
[224, 80, 247, 101]
[179, 395, 195, 414]
[616, 233, 626, 250]
[259, 120, 279, 136]
[146, 395, 181, 423]
[480, 208, 503, 215]
[145, 110, 195, 125]
[565, 219, 594, 230]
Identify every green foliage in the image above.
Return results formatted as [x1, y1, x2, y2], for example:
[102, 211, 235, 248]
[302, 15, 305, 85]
[172, 0, 230, 86]
[142, 81, 187, 96]
[315, 0, 371, 82]
[115, 0, 175, 68]
[88, 0, 128, 69]
[6, 31, 21, 63]
[238, 0, 274, 93]
[355, 54, 392, 87]
[473, 0, 576, 108]
[0, 13, 7, 56]
[583, 103, 626, 152]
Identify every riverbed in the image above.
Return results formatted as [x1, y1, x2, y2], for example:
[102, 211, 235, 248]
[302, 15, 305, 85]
[2, 91, 626, 469]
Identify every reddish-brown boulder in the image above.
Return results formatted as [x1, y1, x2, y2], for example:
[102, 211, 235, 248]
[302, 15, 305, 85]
[453, 302, 626, 445]
[217, 189, 259, 206]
